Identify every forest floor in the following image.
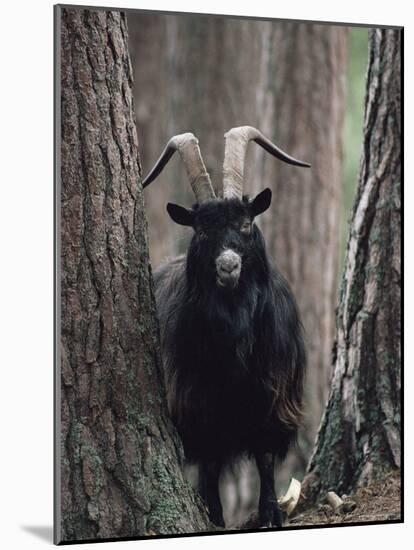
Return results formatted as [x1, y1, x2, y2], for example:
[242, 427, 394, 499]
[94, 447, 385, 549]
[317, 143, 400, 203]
[286, 472, 401, 527]
[237, 472, 401, 530]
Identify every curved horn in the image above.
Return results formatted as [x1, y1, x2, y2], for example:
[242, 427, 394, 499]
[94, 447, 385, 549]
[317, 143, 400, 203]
[222, 126, 311, 199]
[142, 133, 215, 203]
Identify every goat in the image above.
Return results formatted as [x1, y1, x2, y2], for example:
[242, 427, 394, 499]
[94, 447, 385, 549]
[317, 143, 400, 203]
[143, 127, 309, 528]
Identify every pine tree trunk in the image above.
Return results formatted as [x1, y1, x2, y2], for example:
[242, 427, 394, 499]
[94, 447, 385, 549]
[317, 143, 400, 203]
[56, 7, 209, 542]
[304, 28, 401, 501]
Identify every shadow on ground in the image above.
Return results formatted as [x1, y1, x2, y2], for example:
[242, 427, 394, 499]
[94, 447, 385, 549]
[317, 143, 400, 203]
[21, 525, 53, 543]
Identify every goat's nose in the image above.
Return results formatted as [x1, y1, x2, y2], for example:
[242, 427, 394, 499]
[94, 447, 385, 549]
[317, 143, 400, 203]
[216, 249, 241, 274]
[219, 259, 238, 273]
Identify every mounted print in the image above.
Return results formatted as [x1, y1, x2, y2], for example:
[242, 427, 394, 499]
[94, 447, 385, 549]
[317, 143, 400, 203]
[54, 4, 403, 544]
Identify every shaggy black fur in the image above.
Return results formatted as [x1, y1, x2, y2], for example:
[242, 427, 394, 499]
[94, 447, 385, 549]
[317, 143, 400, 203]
[154, 190, 306, 528]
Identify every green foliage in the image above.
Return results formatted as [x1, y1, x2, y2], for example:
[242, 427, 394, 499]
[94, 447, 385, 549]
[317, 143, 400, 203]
[340, 28, 370, 268]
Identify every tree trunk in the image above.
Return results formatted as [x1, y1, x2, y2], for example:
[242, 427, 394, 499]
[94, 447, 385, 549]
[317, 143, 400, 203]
[57, 7, 209, 542]
[251, 22, 349, 480]
[304, 28, 401, 501]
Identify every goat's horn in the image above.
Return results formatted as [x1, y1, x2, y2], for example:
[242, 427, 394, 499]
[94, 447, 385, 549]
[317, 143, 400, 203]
[142, 133, 216, 203]
[222, 126, 311, 199]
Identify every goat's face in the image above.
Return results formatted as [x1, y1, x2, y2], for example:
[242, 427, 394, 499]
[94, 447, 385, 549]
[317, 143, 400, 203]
[166, 188, 272, 290]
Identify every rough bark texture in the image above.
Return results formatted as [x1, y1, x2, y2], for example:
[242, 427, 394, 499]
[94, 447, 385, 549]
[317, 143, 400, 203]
[304, 28, 401, 501]
[252, 23, 349, 478]
[58, 8, 209, 542]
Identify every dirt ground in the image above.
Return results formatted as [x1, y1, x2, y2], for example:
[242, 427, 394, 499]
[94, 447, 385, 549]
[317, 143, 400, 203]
[288, 472, 401, 527]
[236, 472, 401, 530]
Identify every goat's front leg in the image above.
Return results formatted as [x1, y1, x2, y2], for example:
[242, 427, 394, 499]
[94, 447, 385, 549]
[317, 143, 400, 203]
[198, 461, 224, 528]
[255, 452, 283, 528]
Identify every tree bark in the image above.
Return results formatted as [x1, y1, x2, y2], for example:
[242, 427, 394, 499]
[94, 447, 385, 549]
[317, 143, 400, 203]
[304, 28, 401, 501]
[251, 22, 349, 480]
[57, 7, 209, 542]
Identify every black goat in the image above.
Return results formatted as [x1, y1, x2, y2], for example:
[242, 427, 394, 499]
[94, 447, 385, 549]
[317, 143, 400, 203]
[143, 127, 308, 528]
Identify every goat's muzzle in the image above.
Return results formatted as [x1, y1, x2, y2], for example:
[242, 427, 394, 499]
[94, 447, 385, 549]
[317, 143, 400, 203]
[215, 249, 242, 289]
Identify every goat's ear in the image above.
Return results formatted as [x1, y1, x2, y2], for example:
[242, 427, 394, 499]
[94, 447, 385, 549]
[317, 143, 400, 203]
[250, 188, 272, 217]
[166, 203, 194, 226]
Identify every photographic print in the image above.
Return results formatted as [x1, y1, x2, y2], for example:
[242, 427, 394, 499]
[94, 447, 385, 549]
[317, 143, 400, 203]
[54, 4, 402, 544]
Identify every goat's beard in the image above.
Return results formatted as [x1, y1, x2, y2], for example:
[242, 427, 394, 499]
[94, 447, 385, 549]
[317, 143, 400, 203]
[216, 272, 240, 290]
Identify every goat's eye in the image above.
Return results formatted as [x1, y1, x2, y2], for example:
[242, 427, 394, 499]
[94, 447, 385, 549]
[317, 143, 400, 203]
[240, 222, 252, 234]
[197, 229, 207, 239]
